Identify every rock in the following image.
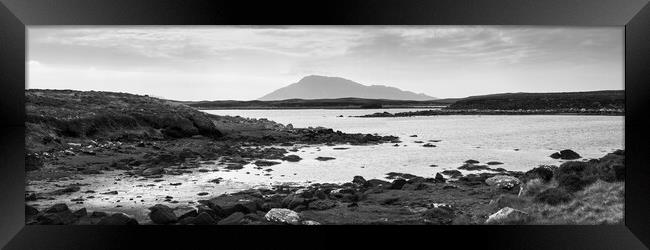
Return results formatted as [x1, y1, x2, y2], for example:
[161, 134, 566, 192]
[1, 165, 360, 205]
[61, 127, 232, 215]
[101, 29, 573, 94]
[458, 163, 491, 171]
[253, 160, 281, 167]
[190, 212, 217, 225]
[25, 205, 39, 217]
[389, 179, 407, 189]
[73, 208, 87, 218]
[142, 167, 165, 176]
[196, 205, 219, 220]
[49, 186, 81, 196]
[352, 176, 367, 185]
[97, 213, 139, 225]
[37, 210, 76, 225]
[90, 211, 108, 218]
[422, 143, 436, 147]
[206, 197, 260, 216]
[282, 195, 306, 209]
[485, 207, 529, 224]
[485, 175, 522, 190]
[217, 212, 246, 225]
[315, 156, 336, 161]
[409, 135, 418, 137]
[434, 173, 446, 182]
[148, 204, 178, 224]
[440, 170, 463, 178]
[486, 161, 504, 165]
[550, 149, 581, 160]
[281, 155, 302, 162]
[264, 208, 301, 225]
[174, 207, 198, 220]
[45, 203, 69, 213]
[101, 191, 118, 195]
[365, 179, 391, 188]
[465, 159, 480, 164]
[197, 192, 209, 196]
[307, 200, 337, 210]
[225, 164, 244, 170]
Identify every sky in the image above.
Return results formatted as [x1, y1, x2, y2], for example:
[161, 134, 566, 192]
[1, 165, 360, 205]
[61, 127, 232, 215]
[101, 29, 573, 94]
[28, 26, 623, 101]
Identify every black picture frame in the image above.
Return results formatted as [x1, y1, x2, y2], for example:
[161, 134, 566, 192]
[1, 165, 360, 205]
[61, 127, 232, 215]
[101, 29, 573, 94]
[1, 0, 649, 249]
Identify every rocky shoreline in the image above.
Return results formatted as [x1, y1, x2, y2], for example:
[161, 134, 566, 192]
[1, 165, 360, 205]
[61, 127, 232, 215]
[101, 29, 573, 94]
[24, 89, 625, 225]
[26, 149, 625, 225]
[355, 108, 624, 118]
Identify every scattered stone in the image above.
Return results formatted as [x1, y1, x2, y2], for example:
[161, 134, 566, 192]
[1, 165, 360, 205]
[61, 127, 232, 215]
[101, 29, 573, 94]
[48, 186, 81, 196]
[458, 163, 491, 171]
[315, 157, 336, 161]
[254, 160, 281, 167]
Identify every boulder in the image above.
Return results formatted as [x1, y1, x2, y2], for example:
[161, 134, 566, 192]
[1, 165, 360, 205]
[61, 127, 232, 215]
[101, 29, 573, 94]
[440, 170, 463, 178]
[45, 203, 70, 213]
[352, 176, 367, 185]
[485, 175, 521, 190]
[389, 179, 407, 189]
[97, 213, 139, 225]
[550, 149, 581, 160]
[281, 155, 302, 162]
[148, 204, 177, 224]
[264, 208, 301, 225]
[434, 173, 446, 182]
[217, 212, 245, 225]
[206, 197, 260, 216]
[485, 207, 529, 224]
[190, 212, 217, 225]
[253, 160, 281, 167]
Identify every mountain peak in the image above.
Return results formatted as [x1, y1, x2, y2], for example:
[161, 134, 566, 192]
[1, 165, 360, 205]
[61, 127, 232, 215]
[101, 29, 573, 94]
[258, 76, 435, 101]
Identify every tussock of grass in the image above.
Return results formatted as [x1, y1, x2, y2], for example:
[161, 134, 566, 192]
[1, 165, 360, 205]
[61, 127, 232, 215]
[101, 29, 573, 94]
[526, 180, 624, 225]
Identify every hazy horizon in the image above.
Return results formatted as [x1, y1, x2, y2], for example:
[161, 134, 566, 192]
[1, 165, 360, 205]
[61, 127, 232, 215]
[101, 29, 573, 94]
[28, 26, 624, 101]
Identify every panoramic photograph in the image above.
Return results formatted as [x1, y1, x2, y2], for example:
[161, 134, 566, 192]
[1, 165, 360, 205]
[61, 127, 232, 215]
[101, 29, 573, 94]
[24, 26, 624, 225]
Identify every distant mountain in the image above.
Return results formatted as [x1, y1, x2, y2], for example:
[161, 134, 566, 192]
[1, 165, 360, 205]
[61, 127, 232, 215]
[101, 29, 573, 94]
[258, 75, 435, 101]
